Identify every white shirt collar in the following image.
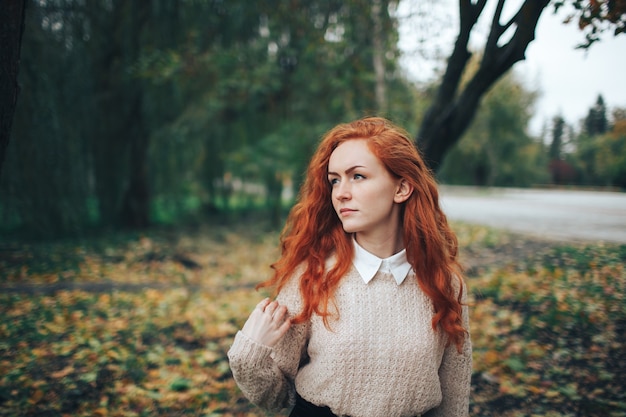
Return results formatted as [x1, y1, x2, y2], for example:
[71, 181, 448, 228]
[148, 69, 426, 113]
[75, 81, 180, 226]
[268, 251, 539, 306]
[352, 238, 412, 285]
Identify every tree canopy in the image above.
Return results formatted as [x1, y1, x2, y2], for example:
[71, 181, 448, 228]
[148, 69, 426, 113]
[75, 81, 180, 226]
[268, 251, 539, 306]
[1, 0, 418, 236]
[0, 0, 625, 237]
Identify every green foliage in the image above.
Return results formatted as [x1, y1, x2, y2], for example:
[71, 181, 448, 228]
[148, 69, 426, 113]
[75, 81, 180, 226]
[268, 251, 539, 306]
[585, 95, 608, 136]
[438, 70, 549, 187]
[564, 102, 626, 189]
[0, 0, 418, 238]
[549, 116, 566, 160]
[573, 130, 626, 188]
[0, 3, 95, 237]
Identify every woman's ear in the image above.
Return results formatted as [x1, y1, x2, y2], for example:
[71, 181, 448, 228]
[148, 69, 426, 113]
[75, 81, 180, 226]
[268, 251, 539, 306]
[394, 179, 413, 203]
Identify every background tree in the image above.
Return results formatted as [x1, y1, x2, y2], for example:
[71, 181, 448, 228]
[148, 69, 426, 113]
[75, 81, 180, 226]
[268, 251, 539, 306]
[591, 127, 626, 188]
[584, 94, 608, 136]
[3, 2, 95, 236]
[415, 0, 626, 171]
[416, 0, 549, 170]
[547, 115, 578, 184]
[0, 0, 26, 177]
[438, 68, 548, 187]
[549, 116, 565, 161]
[573, 101, 626, 188]
[0, 0, 417, 237]
[2, 0, 625, 238]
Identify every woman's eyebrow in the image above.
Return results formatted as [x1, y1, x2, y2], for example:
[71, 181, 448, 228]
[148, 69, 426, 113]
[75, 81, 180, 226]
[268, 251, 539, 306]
[327, 165, 364, 176]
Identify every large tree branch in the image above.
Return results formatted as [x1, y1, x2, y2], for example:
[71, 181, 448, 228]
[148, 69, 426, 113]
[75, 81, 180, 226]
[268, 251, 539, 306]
[418, 0, 485, 160]
[416, 0, 550, 171]
[439, 0, 487, 103]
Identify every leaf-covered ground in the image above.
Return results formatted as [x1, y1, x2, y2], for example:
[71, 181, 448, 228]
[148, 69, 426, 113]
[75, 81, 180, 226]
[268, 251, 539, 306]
[1, 222, 625, 417]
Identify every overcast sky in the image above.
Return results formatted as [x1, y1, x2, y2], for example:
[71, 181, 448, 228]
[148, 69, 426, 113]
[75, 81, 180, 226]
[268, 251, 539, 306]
[397, 1, 626, 136]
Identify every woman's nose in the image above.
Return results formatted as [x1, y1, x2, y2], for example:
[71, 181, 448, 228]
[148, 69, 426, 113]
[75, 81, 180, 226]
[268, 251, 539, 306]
[335, 182, 351, 200]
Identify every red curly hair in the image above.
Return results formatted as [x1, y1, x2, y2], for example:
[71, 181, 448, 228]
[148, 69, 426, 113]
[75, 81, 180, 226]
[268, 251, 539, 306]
[259, 117, 467, 350]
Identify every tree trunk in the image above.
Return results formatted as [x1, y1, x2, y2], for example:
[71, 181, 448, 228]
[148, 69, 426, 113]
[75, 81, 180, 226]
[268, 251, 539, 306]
[119, 0, 151, 228]
[120, 102, 150, 228]
[371, 0, 387, 113]
[0, 0, 26, 179]
[416, 0, 550, 172]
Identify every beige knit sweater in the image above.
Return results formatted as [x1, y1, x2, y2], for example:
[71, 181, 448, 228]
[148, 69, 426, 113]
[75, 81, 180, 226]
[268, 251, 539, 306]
[228, 267, 472, 417]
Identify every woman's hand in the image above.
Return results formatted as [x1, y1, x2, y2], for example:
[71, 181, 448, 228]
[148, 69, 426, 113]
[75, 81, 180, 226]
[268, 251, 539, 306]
[241, 298, 292, 348]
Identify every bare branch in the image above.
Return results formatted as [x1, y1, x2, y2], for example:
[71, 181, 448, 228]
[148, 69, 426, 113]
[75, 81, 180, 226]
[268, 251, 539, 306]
[485, 0, 506, 52]
[459, 0, 487, 30]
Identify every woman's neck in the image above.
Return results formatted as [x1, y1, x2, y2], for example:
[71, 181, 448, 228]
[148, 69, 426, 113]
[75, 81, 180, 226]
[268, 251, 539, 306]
[354, 231, 404, 259]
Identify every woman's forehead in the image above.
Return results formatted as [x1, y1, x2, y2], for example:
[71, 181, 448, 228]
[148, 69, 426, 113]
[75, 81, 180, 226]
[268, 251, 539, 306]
[328, 139, 379, 171]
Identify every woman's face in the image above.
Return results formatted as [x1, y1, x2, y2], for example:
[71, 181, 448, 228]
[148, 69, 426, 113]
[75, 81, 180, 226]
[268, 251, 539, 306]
[327, 139, 408, 242]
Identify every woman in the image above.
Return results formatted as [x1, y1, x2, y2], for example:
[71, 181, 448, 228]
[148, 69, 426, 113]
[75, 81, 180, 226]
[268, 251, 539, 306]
[228, 117, 472, 417]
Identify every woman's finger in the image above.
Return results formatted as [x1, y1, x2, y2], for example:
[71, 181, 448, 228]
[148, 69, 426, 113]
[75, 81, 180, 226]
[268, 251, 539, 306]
[241, 299, 291, 347]
[272, 305, 288, 322]
[265, 300, 279, 316]
[255, 298, 270, 311]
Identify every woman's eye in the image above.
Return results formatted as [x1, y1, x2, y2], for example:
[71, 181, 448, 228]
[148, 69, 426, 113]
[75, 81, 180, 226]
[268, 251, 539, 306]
[353, 173, 365, 180]
[329, 178, 339, 185]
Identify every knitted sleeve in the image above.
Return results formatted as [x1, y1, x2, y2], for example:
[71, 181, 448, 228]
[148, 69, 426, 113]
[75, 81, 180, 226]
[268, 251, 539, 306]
[227, 275, 309, 412]
[425, 279, 473, 417]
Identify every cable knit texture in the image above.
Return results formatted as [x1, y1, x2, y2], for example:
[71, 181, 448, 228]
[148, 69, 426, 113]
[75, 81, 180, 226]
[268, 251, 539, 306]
[228, 267, 472, 417]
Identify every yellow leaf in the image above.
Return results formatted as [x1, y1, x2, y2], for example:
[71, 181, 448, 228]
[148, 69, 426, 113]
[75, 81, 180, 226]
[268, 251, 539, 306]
[50, 365, 74, 379]
[107, 350, 120, 360]
[201, 350, 220, 364]
[545, 390, 561, 398]
[93, 408, 108, 417]
[29, 389, 44, 404]
[483, 349, 499, 365]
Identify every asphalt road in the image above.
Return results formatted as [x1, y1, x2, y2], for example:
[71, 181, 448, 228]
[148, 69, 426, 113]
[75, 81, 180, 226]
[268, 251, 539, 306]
[439, 186, 626, 244]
